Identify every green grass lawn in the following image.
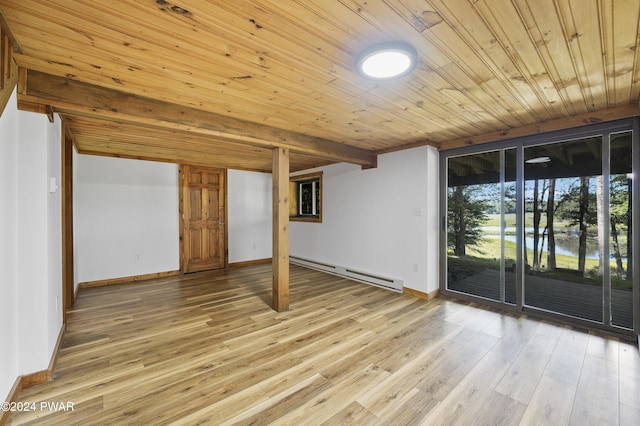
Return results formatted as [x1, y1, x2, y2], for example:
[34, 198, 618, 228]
[459, 237, 632, 290]
[483, 213, 574, 231]
[467, 237, 599, 270]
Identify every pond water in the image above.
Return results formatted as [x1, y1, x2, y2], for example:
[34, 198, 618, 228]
[483, 227, 625, 261]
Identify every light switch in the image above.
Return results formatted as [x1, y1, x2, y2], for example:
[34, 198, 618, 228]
[49, 177, 58, 193]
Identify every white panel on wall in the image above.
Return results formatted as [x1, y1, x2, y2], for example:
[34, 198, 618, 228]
[76, 156, 179, 283]
[228, 169, 272, 263]
[0, 88, 20, 401]
[2, 98, 77, 398]
[46, 115, 63, 357]
[16, 109, 53, 375]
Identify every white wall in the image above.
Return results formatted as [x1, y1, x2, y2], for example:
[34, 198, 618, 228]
[0, 88, 20, 402]
[228, 169, 272, 263]
[16, 107, 63, 378]
[74, 152, 440, 293]
[227, 149, 440, 294]
[290, 146, 440, 294]
[75, 156, 180, 283]
[45, 115, 63, 360]
[1, 89, 64, 402]
[75, 163, 273, 279]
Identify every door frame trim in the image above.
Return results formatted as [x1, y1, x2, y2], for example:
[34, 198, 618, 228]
[61, 124, 74, 322]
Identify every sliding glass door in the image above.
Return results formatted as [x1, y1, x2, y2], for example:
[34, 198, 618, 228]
[443, 120, 638, 335]
[446, 149, 516, 304]
[523, 136, 604, 322]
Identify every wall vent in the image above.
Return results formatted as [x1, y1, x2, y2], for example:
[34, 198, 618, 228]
[290, 256, 403, 292]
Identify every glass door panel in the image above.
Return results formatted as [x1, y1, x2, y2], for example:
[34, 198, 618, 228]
[447, 150, 515, 303]
[610, 131, 633, 329]
[523, 137, 603, 322]
[504, 149, 517, 304]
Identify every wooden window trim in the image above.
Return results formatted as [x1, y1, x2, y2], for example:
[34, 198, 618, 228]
[289, 171, 322, 223]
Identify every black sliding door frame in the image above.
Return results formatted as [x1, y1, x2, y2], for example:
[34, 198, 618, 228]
[440, 117, 639, 339]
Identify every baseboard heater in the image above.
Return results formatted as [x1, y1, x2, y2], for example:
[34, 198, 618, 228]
[290, 256, 403, 292]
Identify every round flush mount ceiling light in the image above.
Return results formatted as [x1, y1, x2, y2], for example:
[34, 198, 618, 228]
[356, 42, 417, 80]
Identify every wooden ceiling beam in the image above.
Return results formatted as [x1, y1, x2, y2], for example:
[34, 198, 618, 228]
[75, 147, 272, 174]
[439, 105, 640, 151]
[18, 69, 377, 168]
[58, 113, 333, 172]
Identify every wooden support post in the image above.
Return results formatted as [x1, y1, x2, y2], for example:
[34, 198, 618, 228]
[272, 147, 290, 312]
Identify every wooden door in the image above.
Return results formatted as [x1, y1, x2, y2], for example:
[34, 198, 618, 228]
[182, 166, 226, 273]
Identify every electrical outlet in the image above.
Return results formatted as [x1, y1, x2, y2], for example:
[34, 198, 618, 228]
[412, 263, 419, 272]
[413, 207, 422, 217]
[135, 254, 141, 261]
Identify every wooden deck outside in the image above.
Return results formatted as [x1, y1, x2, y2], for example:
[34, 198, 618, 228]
[449, 268, 634, 329]
[7, 264, 640, 425]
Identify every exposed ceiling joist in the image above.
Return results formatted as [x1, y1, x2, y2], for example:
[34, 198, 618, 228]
[59, 113, 334, 173]
[17, 69, 377, 169]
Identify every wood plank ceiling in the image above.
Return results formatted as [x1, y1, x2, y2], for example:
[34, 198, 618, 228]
[1, 0, 639, 172]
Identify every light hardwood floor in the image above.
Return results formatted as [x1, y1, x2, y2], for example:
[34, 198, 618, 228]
[7, 264, 640, 425]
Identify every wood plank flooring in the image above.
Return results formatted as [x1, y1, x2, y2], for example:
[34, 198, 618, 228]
[7, 264, 640, 425]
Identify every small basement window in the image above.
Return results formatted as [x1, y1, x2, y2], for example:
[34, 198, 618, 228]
[289, 172, 322, 222]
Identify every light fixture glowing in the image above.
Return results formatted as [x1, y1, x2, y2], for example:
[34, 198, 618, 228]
[525, 156, 551, 164]
[356, 42, 417, 80]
